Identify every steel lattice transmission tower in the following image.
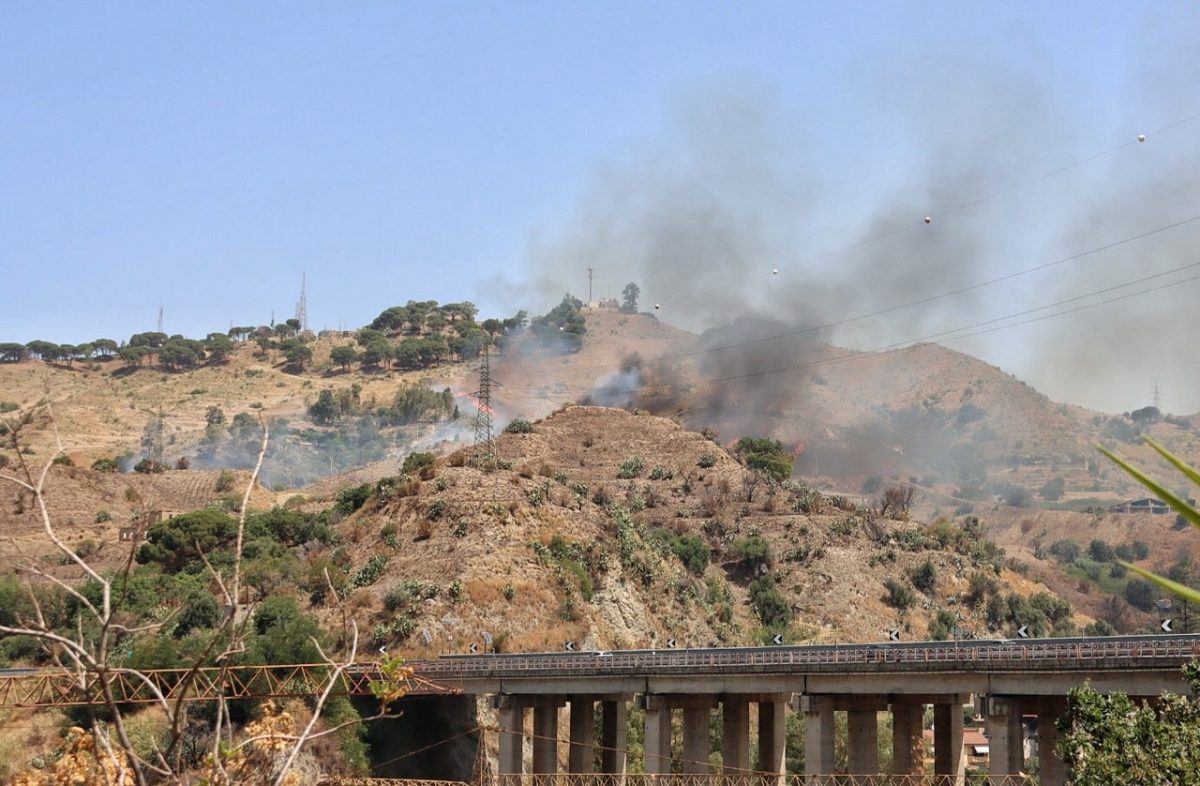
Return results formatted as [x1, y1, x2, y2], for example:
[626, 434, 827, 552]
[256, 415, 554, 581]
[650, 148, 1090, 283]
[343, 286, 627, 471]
[472, 343, 496, 457]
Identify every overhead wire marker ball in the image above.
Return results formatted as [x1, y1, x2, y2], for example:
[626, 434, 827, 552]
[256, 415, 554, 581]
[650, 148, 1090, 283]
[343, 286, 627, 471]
[772, 268, 779, 275]
[1138, 134, 1146, 143]
[654, 304, 660, 310]
[923, 216, 932, 224]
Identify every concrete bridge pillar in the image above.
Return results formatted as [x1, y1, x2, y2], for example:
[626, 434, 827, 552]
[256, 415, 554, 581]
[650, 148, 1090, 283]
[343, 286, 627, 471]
[890, 700, 924, 774]
[933, 698, 965, 778]
[984, 696, 1023, 776]
[495, 696, 526, 778]
[800, 695, 835, 777]
[532, 700, 564, 774]
[841, 696, 886, 775]
[757, 696, 788, 786]
[568, 697, 595, 773]
[721, 697, 750, 775]
[682, 705, 712, 773]
[600, 698, 629, 777]
[642, 696, 674, 774]
[846, 709, 878, 774]
[1032, 697, 1067, 786]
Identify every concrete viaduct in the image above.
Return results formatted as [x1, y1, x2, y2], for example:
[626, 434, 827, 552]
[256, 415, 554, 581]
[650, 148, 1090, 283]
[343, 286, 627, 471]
[404, 634, 1200, 785]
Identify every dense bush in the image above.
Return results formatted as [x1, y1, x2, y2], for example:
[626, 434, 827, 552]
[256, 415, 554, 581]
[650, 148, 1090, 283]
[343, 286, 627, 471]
[90, 457, 119, 473]
[883, 578, 914, 610]
[335, 484, 371, 515]
[733, 437, 792, 483]
[749, 575, 791, 629]
[670, 535, 711, 575]
[1125, 578, 1158, 611]
[730, 533, 771, 567]
[1049, 539, 1081, 564]
[503, 418, 533, 434]
[910, 559, 937, 593]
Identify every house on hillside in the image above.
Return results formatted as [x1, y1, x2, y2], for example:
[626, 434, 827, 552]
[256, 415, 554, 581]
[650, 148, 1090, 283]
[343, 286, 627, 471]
[1109, 497, 1171, 514]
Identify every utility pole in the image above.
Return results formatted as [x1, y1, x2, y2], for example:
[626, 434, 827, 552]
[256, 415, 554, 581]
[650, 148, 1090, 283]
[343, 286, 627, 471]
[587, 267, 594, 304]
[157, 305, 164, 334]
[1154, 381, 1161, 411]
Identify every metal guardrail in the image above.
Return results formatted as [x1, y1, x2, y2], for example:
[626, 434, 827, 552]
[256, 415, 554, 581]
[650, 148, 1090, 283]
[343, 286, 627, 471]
[2, 634, 1196, 707]
[412, 634, 1200, 680]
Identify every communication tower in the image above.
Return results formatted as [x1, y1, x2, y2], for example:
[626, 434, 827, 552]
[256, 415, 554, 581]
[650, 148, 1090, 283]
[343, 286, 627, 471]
[295, 273, 309, 333]
[157, 305, 164, 334]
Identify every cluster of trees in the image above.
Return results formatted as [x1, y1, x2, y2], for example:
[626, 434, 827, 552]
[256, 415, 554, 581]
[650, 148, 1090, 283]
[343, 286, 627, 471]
[3, 296, 542, 376]
[2, 330, 247, 371]
[307, 383, 455, 427]
[327, 301, 527, 374]
[1044, 537, 1158, 608]
[528, 294, 586, 353]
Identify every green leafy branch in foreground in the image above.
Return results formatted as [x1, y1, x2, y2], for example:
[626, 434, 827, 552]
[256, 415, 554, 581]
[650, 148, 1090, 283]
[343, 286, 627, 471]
[1100, 436, 1200, 605]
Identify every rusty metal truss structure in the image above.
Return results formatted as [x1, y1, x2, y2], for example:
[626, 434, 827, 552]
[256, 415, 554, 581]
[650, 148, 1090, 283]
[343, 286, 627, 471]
[0, 663, 456, 709]
[317, 776, 1032, 786]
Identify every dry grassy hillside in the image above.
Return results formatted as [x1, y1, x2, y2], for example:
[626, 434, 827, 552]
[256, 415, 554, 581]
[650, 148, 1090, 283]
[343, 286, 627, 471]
[0, 465, 274, 570]
[0, 335, 474, 468]
[318, 406, 1078, 657]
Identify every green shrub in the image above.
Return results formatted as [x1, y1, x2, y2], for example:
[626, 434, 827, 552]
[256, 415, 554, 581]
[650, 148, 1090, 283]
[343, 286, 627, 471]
[401, 451, 437, 478]
[504, 418, 534, 434]
[91, 457, 119, 473]
[215, 469, 236, 492]
[733, 437, 793, 483]
[749, 575, 791, 628]
[648, 466, 674, 481]
[910, 559, 937, 593]
[336, 484, 371, 515]
[697, 453, 717, 469]
[617, 456, 645, 479]
[174, 591, 220, 638]
[928, 609, 956, 640]
[883, 578, 914, 610]
[670, 535, 711, 575]
[730, 533, 771, 567]
[1048, 539, 1081, 564]
[1124, 578, 1157, 611]
[351, 555, 389, 588]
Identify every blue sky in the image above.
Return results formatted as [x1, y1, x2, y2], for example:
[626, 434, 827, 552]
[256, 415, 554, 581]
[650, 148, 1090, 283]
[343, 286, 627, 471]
[2, 2, 1198, 411]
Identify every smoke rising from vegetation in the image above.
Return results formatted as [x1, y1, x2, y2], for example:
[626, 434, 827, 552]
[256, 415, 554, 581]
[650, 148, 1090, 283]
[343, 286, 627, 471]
[520, 70, 1076, 476]
[527, 34, 1200, 419]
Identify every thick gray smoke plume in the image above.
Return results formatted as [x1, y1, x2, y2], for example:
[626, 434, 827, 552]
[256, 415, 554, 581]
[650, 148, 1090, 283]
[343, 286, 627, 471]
[586, 363, 643, 408]
[524, 71, 1060, 400]
[524, 30, 1200, 415]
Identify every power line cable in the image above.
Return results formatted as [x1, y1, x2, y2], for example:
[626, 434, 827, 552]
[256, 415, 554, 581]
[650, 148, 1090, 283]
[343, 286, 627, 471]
[683, 109, 1200, 296]
[700, 261, 1200, 386]
[491, 211, 1200, 388]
